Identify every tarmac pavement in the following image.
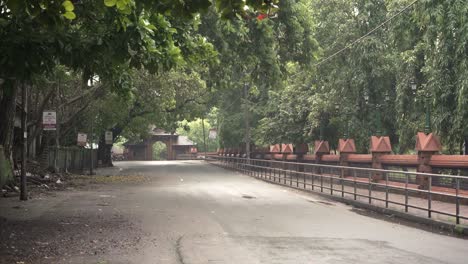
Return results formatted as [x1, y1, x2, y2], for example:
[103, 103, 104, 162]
[1, 160, 467, 263]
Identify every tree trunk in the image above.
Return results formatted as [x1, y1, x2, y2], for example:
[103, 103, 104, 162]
[0, 145, 14, 187]
[0, 82, 18, 159]
[97, 134, 113, 167]
[27, 88, 55, 151]
[97, 126, 124, 167]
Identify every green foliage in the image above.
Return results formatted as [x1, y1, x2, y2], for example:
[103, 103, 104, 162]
[152, 141, 167, 160]
[205, 0, 468, 154]
[2, 0, 468, 157]
[199, 1, 319, 148]
[176, 118, 219, 152]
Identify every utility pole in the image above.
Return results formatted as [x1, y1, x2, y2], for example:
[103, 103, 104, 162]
[90, 119, 94, 175]
[20, 83, 27, 201]
[243, 83, 251, 161]
[201, 116, 207, 159]
[54, 79, 60, 172]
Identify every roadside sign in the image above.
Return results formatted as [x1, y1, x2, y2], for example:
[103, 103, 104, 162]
[105, 131, 113, 145]
[77, 133, 87, 146]
[42, 111, 57, 131]
[208, 128, 217, 139]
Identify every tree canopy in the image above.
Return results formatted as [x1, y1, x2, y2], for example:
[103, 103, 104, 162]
[1, 0, 467, 169]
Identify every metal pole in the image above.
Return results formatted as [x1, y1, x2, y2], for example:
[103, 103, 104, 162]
[90, 119, 94, 175]
[319, 117, 325, 141]
[456, 178, 460, 224]
[202, 116, 207, 158]
[20, 83, 27, 201]
[424, 96, 431, 134]
[376, 105, 382, 137]
[54, 79, 60, 172]
[428, 175, 432, 218]
[243, 83, 251, 161]
[345, 113, 350, 139]
[405, 174, 409, 212]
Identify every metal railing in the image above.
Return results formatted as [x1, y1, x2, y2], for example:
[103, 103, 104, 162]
[206, 155, 468, 225]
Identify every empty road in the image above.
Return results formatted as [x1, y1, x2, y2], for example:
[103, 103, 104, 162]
[1, 160, 467, 263]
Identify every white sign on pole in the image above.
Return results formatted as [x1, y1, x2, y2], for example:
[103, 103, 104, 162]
[42, 111, 57, 131]
[105, 131, 113, 145]
[77, 133, 87, 146]
[208, 128, 217, 139]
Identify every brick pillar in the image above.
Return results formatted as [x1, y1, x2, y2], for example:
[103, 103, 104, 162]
[276, 144, 291, 175]
[269, 144, 281, 172]
[415, 132, 441, 188]
[314, 140, 330, 175]
[370, 136, 392, 182]
[338, 139, 356, 178]
[295, 143, 309, 172]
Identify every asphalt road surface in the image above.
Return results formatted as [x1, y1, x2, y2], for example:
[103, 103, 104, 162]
[1, 160, 468, 264]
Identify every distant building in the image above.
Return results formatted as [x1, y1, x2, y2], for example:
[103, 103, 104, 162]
[123, 128, 197, 160]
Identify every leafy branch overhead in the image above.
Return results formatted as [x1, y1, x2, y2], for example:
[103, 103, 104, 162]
[1, 0, 467, 170]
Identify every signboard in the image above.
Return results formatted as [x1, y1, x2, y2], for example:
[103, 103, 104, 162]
[105, 131, 113, 145]
[190, 147, 198, 153]
[77, 133, 87, 147]
[208, 128, 217, 139]
[42, 111, 57, 131]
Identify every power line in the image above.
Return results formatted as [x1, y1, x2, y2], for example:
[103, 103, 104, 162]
[291, 0, 420, 78]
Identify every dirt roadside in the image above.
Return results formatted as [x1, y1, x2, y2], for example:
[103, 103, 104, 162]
[0, 171, 152, 264]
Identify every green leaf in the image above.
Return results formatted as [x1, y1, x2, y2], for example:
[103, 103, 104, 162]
[63, 11, 76, 20]
[116, 0, 127, 10]
[62, 1, 74, 12]
[0, 18, 8, 27]
[104, 0, 116, 7]
[120, 6, 132, 15]
[5, 0, 25, 15]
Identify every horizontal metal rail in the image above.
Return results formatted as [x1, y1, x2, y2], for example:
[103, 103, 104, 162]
[206, 155, 468, 225]
[214, 155, 468, 179]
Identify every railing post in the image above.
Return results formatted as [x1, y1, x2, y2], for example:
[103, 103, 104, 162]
[283, 161, 287, 185]
[368, 172, 372, 204]
[405, 174, 409, 212]
[353, 170, 357, 200]
[280, 144, 293, 186]
[456, 178, 460, 224]
[385, 171, 389, 208]
[428, 175, 432, 218]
